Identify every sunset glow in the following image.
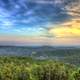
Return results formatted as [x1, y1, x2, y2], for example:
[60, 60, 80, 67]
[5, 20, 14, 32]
[0, 0, 80, 46]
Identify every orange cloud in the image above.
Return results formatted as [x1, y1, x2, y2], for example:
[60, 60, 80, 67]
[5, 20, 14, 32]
[49, 19, 80, 38]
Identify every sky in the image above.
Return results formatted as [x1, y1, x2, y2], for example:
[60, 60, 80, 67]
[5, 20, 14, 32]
[0, 0, 80, 46]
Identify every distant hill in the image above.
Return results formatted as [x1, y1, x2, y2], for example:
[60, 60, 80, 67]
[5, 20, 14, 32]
[0, 46, 80, 65]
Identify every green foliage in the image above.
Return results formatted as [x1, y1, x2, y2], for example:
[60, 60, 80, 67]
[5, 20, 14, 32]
[0, 56, 79, 80]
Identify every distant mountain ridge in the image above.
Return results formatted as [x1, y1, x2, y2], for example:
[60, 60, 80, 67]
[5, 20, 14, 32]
[0, 46, 80, 65]
[0, 45, 80, 56]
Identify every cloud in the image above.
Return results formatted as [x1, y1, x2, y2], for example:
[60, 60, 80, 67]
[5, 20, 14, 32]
[29, 0, 54, 4]
[28, 0, 65, 5]
[64, 0, 80, 17]
[48, 18, 80, 38]
[45, 0, 80, 38]
[0, 35, 80, 46]
[0, 0, 80, 46]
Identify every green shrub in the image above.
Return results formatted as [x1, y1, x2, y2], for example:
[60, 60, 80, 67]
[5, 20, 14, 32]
[0, 57, 78, 80]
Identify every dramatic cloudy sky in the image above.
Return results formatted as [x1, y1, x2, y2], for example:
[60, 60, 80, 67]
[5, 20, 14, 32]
[0, 0, 80, 46]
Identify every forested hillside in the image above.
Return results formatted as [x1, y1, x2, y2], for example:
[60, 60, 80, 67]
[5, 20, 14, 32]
[0, 57, 79, 80]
